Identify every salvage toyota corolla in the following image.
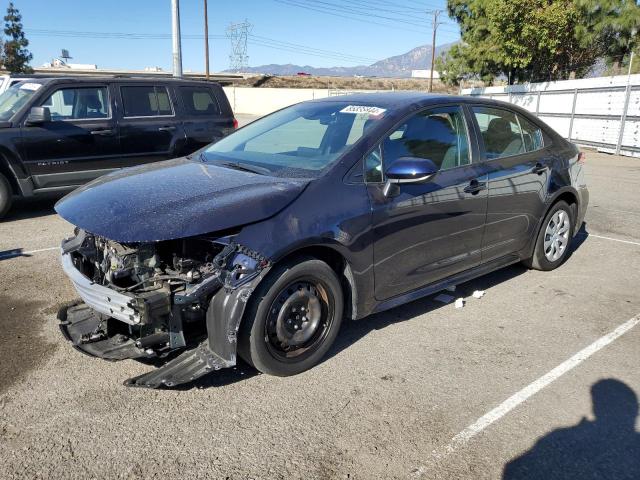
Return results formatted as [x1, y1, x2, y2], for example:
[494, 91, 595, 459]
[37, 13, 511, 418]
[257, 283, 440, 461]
[55, 93, 588, 388]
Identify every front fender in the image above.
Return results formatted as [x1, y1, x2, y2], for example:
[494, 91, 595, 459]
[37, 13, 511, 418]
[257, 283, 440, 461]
[205, 256, 272, 364]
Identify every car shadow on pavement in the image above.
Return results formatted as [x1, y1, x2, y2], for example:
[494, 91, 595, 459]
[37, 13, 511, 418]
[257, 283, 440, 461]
[502, 378, 640, 480]
[4, 193, 64, 221]
[326, 262, 529, 363]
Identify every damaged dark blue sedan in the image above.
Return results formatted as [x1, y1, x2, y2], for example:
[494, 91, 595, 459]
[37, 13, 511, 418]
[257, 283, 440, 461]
[55, 92, 588, 388]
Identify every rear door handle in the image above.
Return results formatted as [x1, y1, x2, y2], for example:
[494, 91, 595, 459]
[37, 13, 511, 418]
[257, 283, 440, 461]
[464, 179, 487, 195]
[532, 163, 548, 175]
[90, 129, 114, 136]
[158, 126, 176, 132]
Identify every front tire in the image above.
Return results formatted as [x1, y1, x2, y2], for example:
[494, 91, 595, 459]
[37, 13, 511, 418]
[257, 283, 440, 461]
[524, 200, 574, 271]
[238, 257, 344, 376]
[0, 173, 13, 219]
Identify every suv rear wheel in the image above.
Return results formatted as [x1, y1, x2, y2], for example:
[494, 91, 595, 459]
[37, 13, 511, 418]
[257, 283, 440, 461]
[525, 200, 574, 271]
[238, 257, 344, 376]
[0, 173, 13, 219]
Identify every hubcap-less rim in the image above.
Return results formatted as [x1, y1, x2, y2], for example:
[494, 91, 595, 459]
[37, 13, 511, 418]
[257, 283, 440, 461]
[543, 209, 570, 262]
[265, 280, 333, 360]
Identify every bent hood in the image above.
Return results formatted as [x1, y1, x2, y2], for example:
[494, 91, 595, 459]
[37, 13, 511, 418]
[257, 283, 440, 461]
[55, 157, 310, 242]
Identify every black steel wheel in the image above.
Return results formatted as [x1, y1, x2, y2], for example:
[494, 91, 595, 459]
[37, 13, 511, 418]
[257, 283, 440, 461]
[238, 257, 344, 376]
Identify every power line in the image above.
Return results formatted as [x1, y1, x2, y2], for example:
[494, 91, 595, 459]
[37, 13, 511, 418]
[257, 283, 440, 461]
[25, 28, 375, 65]
[272, 0, 429, 34]
[272, 0, 460, 34]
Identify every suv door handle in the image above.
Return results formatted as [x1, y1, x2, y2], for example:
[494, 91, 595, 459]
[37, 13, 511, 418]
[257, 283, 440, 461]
[532, 162, 548, 175]
[158, 126, 176, 132]
[90, 129, 114, 136]
[463, 179, 487, 195]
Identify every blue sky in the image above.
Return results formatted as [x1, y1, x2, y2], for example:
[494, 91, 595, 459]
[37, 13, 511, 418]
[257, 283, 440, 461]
[10, 0, 460, 73]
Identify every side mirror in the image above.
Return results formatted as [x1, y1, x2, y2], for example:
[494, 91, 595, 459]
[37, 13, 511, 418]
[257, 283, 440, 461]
[25, 106, 51, 125]
[383, 157, 438, 196]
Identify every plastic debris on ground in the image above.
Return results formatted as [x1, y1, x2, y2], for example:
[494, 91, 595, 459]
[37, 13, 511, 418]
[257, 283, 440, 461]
[472, 290, 485, 299]
[434, 293, 455, 304]
[454, 298, 465, 309]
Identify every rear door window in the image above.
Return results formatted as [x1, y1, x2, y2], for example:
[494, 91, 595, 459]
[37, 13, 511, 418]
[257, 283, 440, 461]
[472, 106, 526, 159]
[179, 86, 220, 116]
[121, 85, 173, 117]
[517, 115, 544, 152]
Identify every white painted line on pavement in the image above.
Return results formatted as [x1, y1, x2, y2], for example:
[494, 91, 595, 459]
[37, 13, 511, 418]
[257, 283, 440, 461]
[0, 246, 58, 260]
[414, 313, 640, 476]
[584, 233, 640, 246]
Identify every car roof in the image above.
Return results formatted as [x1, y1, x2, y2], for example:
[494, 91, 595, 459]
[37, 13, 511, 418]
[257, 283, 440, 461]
[20, 76, 221, 87]
[309, 91, 538, 118]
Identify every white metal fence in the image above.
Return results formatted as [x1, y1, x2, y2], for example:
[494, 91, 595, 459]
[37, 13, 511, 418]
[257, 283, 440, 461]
[461, 74, 640, 158]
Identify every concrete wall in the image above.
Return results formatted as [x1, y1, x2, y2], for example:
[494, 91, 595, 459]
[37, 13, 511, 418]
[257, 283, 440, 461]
[222, 87, 386, 116]
[223, 87, 331, 116]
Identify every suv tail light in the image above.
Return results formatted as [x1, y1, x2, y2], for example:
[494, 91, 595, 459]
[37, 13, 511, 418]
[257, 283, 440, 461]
[232, 118, 239, 129]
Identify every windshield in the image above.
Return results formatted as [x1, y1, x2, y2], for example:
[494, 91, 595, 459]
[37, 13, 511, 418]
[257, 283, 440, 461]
[0, 83, 40, 121]
[202, 101, 386, 178]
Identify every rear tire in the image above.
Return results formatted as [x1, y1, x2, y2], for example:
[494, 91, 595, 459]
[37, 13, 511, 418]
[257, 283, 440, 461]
[0, 173, 13, 219]
[238, 256, 344, 376]
[524, 200, 574, 271]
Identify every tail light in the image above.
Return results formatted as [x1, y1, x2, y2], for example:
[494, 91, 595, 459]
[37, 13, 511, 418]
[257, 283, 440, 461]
[577, 151, 586, 164]
[232, 118, 239, 129]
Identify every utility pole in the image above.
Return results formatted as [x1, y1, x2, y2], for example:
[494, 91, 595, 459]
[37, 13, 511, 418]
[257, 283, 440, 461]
[204, 0, 210, 79]
[171, 0, 183, 78]
[427, 9, 442, 93]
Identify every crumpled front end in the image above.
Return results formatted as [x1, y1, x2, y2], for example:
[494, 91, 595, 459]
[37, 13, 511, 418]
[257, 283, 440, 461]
[58, 228, 270, 388]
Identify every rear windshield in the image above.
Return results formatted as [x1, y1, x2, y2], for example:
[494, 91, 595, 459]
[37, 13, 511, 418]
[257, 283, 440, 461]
[202, 101, 386, 178]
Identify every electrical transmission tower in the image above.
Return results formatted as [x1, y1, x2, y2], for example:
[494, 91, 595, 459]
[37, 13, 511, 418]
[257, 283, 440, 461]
[226, 20, 252, 72]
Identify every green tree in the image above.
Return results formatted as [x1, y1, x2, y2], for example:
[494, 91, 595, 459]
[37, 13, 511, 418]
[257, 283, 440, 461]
[439, 0, 640, 85]
[576, 0, 640, 73]
[3, 2, 32, 73]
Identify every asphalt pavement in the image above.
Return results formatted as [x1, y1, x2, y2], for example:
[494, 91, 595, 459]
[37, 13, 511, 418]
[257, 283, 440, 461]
[0, 139, 638, 479]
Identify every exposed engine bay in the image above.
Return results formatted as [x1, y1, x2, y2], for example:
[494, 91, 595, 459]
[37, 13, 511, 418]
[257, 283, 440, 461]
[58, 229, 271, 388]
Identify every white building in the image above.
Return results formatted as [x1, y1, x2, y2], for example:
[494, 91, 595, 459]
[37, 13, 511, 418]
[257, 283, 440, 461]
[411, 69, 440, 79]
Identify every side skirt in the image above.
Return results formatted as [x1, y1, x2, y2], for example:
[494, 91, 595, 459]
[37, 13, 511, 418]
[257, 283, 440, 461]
[371, 254, 521, 315]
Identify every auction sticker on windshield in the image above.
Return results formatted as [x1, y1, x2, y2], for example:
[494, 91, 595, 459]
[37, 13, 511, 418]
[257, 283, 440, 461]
[340, 105, 386, 116]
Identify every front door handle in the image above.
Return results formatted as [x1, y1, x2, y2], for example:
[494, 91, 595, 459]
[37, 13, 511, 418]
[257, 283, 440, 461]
[90, 129, 114, 136]
[463, 179, 487, 195]
[532, 162, 548, 175]
[158, 126, 176, 132]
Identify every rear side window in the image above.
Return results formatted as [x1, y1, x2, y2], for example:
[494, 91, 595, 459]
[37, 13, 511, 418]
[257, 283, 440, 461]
[179, 87, 220, 116]
[382, 105, 471, 172]
[121, 86, 173, 117]
[473, 106, 526, 159]
[518, 115, 544, 151]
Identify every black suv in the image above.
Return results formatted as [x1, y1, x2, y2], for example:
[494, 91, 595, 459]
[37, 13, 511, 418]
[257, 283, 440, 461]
[0, 77, 236, 217]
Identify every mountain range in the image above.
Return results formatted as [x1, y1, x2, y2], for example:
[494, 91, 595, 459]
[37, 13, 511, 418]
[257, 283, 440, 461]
[228, 42, 457, 78]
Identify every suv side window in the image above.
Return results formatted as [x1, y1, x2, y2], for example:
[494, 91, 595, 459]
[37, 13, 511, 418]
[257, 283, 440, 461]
[179, 87, 220, 115]
[41, 87, 109, 120]
[472, 106, 526, 159]
[381, 105, 471, 173]
[121, 85, 173, 117]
